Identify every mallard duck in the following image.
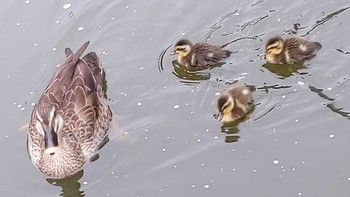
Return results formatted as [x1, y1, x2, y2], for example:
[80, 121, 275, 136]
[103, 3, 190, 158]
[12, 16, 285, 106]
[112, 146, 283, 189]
[173, 39, 231, 68]
[214, 84, 255, 122]
[27, 41, 112, 178]
[265, 36, 322, 64]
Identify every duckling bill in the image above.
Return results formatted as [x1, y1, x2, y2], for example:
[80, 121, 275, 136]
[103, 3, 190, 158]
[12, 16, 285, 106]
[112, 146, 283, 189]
[265, 36, 322, 65]
[214, 84, 255, 123]
[174, 39, 231, 68]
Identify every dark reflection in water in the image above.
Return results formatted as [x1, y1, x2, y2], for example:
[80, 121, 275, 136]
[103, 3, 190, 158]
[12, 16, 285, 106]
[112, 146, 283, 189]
[157, 44, 172, 72]
[309, 85, 335, 101]
[303, 6, 350, 36]
[46, 171, 84, 197]
[257, 84, 292, 93]
[218, 108, 255, 143]
[220, 121, 240, 143]
[262, 62, 306, 78]
[171, 60, 213, 83]
[309, 85, 350, 120]
[335, 48, 350, 55]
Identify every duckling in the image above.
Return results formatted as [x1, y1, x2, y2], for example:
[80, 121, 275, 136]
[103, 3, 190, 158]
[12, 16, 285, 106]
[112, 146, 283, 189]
[174, 39, 231, 68]
[214, 84, 255, 123]
[265, 36, 322, 65]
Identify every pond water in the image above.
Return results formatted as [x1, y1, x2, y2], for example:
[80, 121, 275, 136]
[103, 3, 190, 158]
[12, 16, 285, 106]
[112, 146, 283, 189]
[1, 0, 350, 196]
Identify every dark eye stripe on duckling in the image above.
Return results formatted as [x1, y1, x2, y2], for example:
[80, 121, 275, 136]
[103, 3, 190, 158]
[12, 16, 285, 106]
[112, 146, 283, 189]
[175, 47, 187, 51]
[266, 42, 281, 50]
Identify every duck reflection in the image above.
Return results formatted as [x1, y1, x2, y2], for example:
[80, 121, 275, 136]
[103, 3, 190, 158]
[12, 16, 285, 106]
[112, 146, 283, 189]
[220, 121, 240, 143]
[217, 107, 255, 143]
[46, 170, 85, 197]
[262, 62, 306, 78]
[171, 60, 213, 82]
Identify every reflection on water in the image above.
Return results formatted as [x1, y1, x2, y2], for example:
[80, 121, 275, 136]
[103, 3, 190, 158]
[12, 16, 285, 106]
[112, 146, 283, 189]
[218, 107, 255, 143]
[257, 84, 292, 93]
[220, 121, 240, 143]
[157, 44, 173, 72]
[171, 60, 212, 83]
[46, 171, 84, 197]
[309, 85, 350, 120]
[262, 62, 306, 78]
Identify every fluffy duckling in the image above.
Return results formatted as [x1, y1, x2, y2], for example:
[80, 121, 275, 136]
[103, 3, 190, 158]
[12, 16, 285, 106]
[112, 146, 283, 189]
[174, 39, 231, 68]
[265, 36, 322, 65]
[214, 84, 255, 123]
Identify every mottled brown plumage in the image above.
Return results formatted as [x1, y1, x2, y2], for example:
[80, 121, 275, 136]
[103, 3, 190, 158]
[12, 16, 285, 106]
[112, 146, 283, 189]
[27, 41, 112, 178]
[265, 36, 322, 65]
[214, 84, 255, 123]
[174, 39, 231, 68]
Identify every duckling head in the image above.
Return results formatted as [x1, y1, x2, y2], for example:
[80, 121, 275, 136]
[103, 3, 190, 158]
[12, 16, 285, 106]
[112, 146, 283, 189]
[215, 94, 234, 121]
[266, 36, 285, 55]
[174, 39, 193, 58]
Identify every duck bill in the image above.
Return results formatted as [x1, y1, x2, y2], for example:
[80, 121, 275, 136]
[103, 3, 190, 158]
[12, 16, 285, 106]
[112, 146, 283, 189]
[44, 127, 59, 155]
[169, 51, 176, 56]
[215, 112, 223, 121]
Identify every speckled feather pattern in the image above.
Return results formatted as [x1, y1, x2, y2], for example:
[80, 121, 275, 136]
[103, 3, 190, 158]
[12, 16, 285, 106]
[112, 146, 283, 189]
[27, 42, 112, 178]
[220, 85, 255, 121]
[180, 42, 231, 67]
[266, 36, 322, 64]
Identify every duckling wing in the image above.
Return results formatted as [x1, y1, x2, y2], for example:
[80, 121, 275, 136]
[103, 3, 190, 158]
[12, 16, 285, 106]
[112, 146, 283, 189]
[228, 85, 254, 108]
[285, 38, 321, 63]
[194, 43, 231, 66]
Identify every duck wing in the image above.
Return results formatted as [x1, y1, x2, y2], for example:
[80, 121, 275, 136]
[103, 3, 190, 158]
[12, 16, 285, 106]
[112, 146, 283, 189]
[60, 45, 112, 156]
[194, 42, 231, 66]
[285, 38, 321, 62]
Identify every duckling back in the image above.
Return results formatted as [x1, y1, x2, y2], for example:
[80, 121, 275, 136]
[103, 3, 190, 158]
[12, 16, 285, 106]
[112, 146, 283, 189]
[228, 85, 255, 109]
[193, 42, 232, 67]
[284, 37, 322, 64]
[216, 84, 255, 122]
[229, 85, 255, 121]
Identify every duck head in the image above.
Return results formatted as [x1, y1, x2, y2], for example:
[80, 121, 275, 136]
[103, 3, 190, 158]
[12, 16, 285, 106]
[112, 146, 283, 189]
[214, 94, 234, 121]
[174, 39, 193, 58]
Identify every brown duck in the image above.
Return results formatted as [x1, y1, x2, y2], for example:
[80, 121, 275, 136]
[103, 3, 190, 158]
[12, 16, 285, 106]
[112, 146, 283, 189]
[214, 84, 255, 123]
[174, 39, 231, 68]
[265, 36, 322, 65]
[27, 41, 112, 178]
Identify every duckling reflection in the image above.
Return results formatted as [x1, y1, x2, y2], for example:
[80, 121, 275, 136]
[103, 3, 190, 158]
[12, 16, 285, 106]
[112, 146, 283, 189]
[214, 84, 255, 123]
[263, 61, 306, 78]
[46, 170, 84, 197]
[171, 60, 212, 82]
[173, 39, 231, 68]
[218, 108, 255, 143]
[265, 36, 322, 65]
[221, 120, 240, 143]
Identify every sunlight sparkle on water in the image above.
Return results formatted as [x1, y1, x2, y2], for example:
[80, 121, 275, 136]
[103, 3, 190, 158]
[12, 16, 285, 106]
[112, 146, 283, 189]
[63, 4, 71, 9]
